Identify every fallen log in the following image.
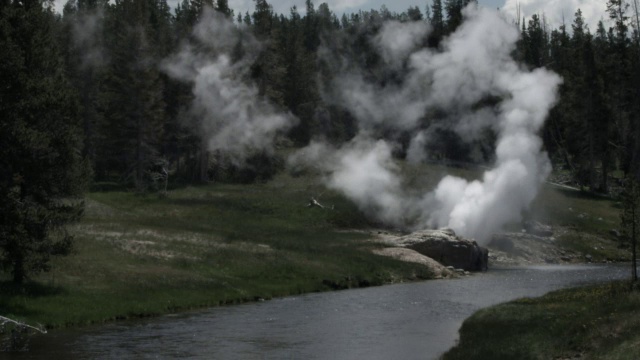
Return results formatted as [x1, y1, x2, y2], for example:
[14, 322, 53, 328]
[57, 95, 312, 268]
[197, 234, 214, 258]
[307, 197, 333, 210]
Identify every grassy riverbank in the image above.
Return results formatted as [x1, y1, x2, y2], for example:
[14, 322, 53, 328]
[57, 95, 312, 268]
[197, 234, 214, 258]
[0, 173, 434, 329]
[0, 164, 631, 331]
[443, 281, 640, 360]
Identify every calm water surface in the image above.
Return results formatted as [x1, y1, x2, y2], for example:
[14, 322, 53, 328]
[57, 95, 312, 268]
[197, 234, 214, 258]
[8, 264, 632, 360]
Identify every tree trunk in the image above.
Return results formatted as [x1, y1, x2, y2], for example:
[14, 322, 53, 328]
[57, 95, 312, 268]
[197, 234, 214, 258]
[589, 132, 597, 191]
[601, 150, 609, 193]
[13, 254, 25, 285]
[633, 206, 637, 282]
[632, 200, 638, 281]
[198, 138, 209, 183]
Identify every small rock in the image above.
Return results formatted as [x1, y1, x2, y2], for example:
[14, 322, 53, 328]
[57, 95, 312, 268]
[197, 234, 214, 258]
[585, 254, 593, 262]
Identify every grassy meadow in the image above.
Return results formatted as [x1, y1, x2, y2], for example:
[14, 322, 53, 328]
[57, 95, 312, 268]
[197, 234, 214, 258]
[0, 172, 434, 328]
[0, 162, 633, 339]
[442, 281, 640, 360]
[526, 184, 629, 262]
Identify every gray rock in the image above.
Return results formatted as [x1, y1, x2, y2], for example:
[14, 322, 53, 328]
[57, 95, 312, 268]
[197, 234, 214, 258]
[394, 229, 489, 272]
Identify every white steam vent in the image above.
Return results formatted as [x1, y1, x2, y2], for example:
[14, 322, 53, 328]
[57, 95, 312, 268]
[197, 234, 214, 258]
[292, 5, 561, 244]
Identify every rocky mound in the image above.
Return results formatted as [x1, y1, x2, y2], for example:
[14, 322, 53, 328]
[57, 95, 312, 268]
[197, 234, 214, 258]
[379, 228, 489, 272]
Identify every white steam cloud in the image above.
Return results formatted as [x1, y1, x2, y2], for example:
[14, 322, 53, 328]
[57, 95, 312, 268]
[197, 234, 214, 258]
[162, 10, 297, 162]
[295, 5, 561, 243]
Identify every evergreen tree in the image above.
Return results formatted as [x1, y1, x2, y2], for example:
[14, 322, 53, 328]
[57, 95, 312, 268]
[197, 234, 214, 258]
[283, 5, 317, 145]
[621, 176, 640, 282]
[0, 0, 87, 284]
[251, 0, 286, 106]
[606, 0, 633, 176]
[60, 0, 108, 178]
[544, 24, 571, 169]
[444, 0, 462, 32]
[523, 14, 548, 68]
[252, 0, 273, 36]
[444, 0, 474, 33]
[215, 0, 232, 18]
[428, 0, 444, 46]
[406, 6, 423, 21]
[100, 0, 166, 189]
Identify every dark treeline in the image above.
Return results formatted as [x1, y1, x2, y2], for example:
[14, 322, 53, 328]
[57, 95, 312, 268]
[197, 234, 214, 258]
[53, 0, 640, 192]
[45, 0, 640, 192]
[1, 0, 640, 281]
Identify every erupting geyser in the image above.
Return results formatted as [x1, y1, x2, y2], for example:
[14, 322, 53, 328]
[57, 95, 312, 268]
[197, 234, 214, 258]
[292, 5, 561, 244]
[164, 5, 561, 245]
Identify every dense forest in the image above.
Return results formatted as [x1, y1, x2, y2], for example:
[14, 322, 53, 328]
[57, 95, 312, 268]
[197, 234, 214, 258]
[2, 0, 640, 282]
[6, 0, 640, 190]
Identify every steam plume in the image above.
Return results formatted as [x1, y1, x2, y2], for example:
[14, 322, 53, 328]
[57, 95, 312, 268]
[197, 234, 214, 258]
[68, 4, 107, 69]
[297, 5, 561, 243]
[162, 10, 297, 162]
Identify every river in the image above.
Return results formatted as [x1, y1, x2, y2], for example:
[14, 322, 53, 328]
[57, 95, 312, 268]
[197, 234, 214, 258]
[8, 264, 632, 360]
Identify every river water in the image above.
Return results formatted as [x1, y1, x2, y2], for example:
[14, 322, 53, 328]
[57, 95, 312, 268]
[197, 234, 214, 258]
[8, 264, 632, 360]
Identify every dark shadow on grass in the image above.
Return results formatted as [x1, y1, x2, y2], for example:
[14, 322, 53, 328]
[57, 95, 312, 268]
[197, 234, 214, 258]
[0, 282, 61, 320]
[0, 281, 65, 298]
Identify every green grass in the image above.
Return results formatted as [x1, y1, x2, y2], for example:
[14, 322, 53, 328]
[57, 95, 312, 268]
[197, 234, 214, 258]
[0, 163, 633, 333]
[522, 184, 630, 262]
[442, 282, 640, 360]
[0, 173, 433, 329]
[528, 184, 621, 234]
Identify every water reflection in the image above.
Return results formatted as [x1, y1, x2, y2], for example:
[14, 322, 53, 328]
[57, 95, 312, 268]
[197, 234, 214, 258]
[11, 264, 631, 360]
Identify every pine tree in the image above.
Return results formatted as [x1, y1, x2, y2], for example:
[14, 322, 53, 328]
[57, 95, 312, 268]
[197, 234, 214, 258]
[406, 6, 423, 21]
[544, 24, 571, 170]
[606, 0, 634, 176]
[0, 0, 87, 284]
[60, 0, 108, 178]
[100, 0, 166, 190]
[215, 0, 232, 18]
[252, 0, 273, 37]
[251, 0, 286, 106]
[428, 0, 444, 47]
[283, 5, 317, 145]
[621, 176, 640, 282]
[523, 14, 548, 68]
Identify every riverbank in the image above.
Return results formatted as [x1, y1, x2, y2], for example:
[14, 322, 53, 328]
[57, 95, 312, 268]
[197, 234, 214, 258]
[0, 166, 631, 332]
[442, 280, 640, 359]
[0, 173, 436, 330]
